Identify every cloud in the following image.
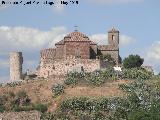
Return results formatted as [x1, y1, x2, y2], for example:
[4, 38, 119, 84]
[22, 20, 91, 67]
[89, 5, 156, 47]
[144, 41, 160, 74]
[120, 35, 135, 46]
[146, 41, 160, 61]
[88, 0, 143, 5]
[90, 33, 135, 46]
[145, 41, 160, 64]
[90, 34, 108, 45]
[0, 26, 67, 51]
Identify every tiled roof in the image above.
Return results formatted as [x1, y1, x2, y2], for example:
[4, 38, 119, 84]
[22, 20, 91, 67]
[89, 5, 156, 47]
[90, 41, 97, 45]
[98, 45, 118, 51]
[55, 31, 98, 45]
[41, 48, 56, 58]
[64, 31, 90, 42]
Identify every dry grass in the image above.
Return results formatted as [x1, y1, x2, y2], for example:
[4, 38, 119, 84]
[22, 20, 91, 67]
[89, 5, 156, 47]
[64, 79, 129, 98]
[0, 80, 55, 104]
[0, 78, 130, 112]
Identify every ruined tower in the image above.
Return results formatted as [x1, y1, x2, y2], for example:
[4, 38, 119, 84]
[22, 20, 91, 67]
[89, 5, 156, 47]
[10, 52, 23, 81]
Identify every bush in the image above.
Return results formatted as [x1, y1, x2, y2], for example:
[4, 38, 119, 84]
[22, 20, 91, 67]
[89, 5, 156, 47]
[17, 90, 27, 98]
[12, 105, 33, 112]
[5, 81, 22, 87]
[15, 90, 31, 106]
[123, 54, 144, 68]
[64, 68, 118, 87]
[52, 84, 64, 96]
[87, 73, 105, 86]
[64, 77, 78, 86]
[33, 103, 48, 113]
[61, 97, 110, 112]
[122, 68, 152, 80]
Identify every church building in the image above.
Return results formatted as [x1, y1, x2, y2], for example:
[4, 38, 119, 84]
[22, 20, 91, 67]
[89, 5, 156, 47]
[37, 28, 120, 78]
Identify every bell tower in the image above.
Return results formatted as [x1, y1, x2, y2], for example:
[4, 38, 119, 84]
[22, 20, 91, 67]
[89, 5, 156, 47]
[108, 27, 119, 46]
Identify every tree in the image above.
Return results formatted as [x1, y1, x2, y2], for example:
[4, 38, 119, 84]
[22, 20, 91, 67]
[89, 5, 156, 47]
[123, 54, 144, 68]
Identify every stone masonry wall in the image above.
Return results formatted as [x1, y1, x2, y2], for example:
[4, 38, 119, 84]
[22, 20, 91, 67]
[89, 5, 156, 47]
[10, 52, 23, 81]
[0, 111, 40, 120]
[38, 56, 101, 78]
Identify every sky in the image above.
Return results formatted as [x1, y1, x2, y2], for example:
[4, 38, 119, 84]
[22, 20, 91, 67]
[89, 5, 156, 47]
[0, 0, 160, 82]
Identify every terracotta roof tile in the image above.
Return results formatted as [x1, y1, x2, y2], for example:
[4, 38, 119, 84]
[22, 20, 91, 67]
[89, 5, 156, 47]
[41, 48, 56, 58]
[55, 40, 64, 45]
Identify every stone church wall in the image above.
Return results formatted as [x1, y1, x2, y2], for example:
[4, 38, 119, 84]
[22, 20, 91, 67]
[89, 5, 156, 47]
[38, 57, 101, 78]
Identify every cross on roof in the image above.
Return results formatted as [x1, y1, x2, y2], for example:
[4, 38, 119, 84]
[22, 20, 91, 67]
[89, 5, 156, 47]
[74, 25, 78, 31]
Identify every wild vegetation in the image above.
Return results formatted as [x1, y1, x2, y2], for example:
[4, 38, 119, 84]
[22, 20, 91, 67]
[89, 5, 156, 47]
[64, 67, 118, 87]
[1, 54, 160, 120]
[0, 90, 48, 113]
[41, 78, 160, 120]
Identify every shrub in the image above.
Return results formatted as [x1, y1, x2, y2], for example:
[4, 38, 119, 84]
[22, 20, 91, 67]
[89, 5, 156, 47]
[0, 105, 5, 113]
[17, 90, 27, 98]
[33, 103, 48, 113]
[61, 97, 89, 111]
[12, 105, 33, 112]
[6, 81, 22, 87]
[122, 68, 152, 80]
[61, 97, 110, 113]
[40, 113, 55, 120]
[52, 84, 64, 96]
[15, 90, 31, 106]
[64, 77, 78, 86]
[67, 72, 84, 79]
[87, 73, 105, 86]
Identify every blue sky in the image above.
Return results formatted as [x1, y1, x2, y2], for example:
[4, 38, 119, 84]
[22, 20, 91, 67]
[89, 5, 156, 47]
[0, 0, 160, 82]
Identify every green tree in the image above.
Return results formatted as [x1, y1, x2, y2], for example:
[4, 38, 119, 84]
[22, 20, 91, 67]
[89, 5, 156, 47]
[123, 54, 144, 68]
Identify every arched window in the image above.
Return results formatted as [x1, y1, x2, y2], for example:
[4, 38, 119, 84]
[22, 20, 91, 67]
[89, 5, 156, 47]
[112, 35, 115, 41]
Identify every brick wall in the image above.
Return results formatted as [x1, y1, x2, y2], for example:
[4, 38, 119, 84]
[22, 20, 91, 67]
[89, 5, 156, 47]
[65, 41, 90, 59]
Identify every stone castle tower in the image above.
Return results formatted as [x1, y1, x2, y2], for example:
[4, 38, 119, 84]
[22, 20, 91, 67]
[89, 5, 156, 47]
[10, 52, 23, 81]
